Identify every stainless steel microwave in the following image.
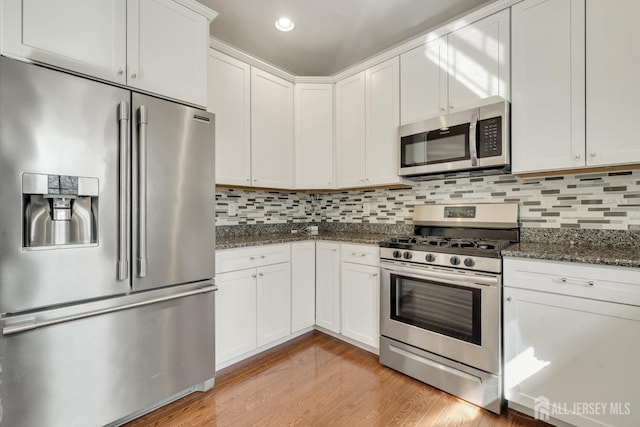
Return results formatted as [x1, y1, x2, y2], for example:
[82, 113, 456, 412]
[398, 97, 510, 177]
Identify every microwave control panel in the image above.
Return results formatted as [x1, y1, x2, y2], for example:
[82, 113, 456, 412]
[477, 116, 502, 158]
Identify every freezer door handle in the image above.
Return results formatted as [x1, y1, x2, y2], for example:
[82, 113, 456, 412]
[2, 284, 218, 336]
[117, 101, 130, 281]
[137, 105, 148, 278]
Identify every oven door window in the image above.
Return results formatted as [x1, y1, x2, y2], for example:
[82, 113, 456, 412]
[390, 273, 481, 345]
[425, 122, 470, 164]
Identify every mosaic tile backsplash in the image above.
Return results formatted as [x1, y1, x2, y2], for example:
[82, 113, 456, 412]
[215, 169, 640, 231]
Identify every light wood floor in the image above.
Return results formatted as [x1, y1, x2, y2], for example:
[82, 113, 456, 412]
[126, 331, 548, 426]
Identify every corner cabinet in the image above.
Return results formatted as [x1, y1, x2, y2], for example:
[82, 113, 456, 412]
[400, 10, 510, 125]
[315, 242, 341, 333]
[208, 50, 252, 186]
[251, 68, 294, 189]
[294, 83, 335, 189]
[336, 57, 403, 188]
[0, 0, 216, 108]
[503, 258, 640, 427]
[512, 0, 640, 174]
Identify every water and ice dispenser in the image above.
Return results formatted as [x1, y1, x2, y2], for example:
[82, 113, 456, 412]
[22, 173, 99, 248]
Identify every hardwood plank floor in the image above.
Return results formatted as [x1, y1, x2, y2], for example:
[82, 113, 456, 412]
[125, 331, 548, 426]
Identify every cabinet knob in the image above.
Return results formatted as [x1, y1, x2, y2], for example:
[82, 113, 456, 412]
[506, 296, 512, 302]
[249, 256, 255, 261]
[449, 105, 454, 110]
[440, 108, 446, 112]
[575, 154, 581, 159]
[361, 253, 367, 257]
[131, 72, 137, 80]
[117, 68, 124, 76]
[587, 280, 595, 286]
[246, 178, 251, 182]
[261, 255, 265, 259]
[251, 274, 257, 279]
[372, 273, 378, 277]
[560, 277, 567, 283]
[258, 272, 264, 277]
[331, 248, 337, 252]
[590, 152, 596, 157]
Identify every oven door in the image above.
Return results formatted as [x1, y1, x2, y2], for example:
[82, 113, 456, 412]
[380, 261, 501, 374]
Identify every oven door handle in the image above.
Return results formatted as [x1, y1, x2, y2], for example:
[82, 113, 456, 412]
[381, 263, 498, 287]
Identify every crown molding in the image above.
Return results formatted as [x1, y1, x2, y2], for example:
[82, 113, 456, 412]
[174, 0, 218, 21]
[294, 76, 336, 84]
[209, 38, 295, 82]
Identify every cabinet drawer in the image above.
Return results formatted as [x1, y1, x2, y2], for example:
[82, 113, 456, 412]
[216, 244, 290, 274]
[504, 257, 640, 305]
[341, 243, 379, 266]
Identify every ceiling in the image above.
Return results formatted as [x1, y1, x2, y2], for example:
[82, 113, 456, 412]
[198, 0, 496, 76]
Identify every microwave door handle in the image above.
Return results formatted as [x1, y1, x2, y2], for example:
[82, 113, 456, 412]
[117, 101, 130, 281]
[137, 105, 148, 278]
[469, 112, 478, 166]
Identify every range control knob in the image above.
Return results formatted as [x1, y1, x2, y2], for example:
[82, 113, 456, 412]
[464, 258, 475, 267]
[403, 251, 413, 260]
[425, 253, 436, 263]
[449, 256, 460, 266]
[392, 250, 402, 259]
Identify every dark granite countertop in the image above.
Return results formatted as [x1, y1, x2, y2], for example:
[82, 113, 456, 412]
[216, 232, 393, 249]
[502, 242, 640, 268]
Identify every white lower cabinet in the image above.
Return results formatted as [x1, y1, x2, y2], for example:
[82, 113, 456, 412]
[215, 269, 257, 364]
[315, 242, 341, 333]
[340, 243, 380, 349]
[215, 244, 291, 368]
[256, 262, 291, 347]
[504, 258, 640, 427]
[291, 241, 316, 332]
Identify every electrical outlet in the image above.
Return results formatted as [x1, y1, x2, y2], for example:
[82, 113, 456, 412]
[227, 202, 237, 217]
[363, 202, 370, 216]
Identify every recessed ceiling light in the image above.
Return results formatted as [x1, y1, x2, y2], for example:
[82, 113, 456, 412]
[275, 17, 295, 32]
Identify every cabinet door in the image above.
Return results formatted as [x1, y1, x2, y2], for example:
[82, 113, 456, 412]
[256, 263, 292, 347]
[215, 269, 257, 365]
[586, 0, 640, 167]
[294, 83, 335, 189]
[208, 50, 252, 186]
[127, 0, 209, 107]
[511, 0, 585, 173]
[251, 68, 294, 189]
[0, 0, 127, 85]
[447, 9, 510, 111]
[365, 57, 401, 186]
[336, 72, 366, 188]
[400, 36, 448, 125]
[291, 242, 316, 332]
[341, 262, 379, 349]
[504, 287, 640, 427]
[315, 242, 341, 333]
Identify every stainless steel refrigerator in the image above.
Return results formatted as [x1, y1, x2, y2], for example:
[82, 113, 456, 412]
[0, 57, 216, 427]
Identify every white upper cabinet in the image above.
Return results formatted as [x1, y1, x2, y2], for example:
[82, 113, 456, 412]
[586, 0, 640, 167]
[251, 68, 295, 189]
[1, 0, 127, 84]
[294, 83, 335, 189]
[365, 57, 401, 187]
[400, 36, 448, 125]
[127, 0, 210, 107]
[512, 0, 640, 174]
[336, 72, 367, 188]
[400, 10, 510, 125]
[511, 0, 586, 173]
[336, 57, 403, 188]
[208, 50, 252, 186]
[1, 0, 216, 107]
[447, 9, 510, 112]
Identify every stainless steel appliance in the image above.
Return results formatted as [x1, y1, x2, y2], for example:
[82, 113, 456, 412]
[398, 97, 510, 178]
[379, 203, 519, 414]
[0, 57, 216, 427]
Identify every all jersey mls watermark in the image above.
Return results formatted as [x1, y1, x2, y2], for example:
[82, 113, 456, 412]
[534, 396, 632, 421]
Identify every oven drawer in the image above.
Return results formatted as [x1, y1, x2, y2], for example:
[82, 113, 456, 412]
[504, 258, 640, 306]
[341, 243, 379, 266]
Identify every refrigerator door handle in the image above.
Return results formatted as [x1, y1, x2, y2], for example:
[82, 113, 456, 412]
[2, 284, 218, 336]
[117, 101, 130, 281]
[137, 105, 148, 278]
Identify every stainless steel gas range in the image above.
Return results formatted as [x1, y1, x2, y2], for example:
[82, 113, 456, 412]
[378, 203, 519, 414]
